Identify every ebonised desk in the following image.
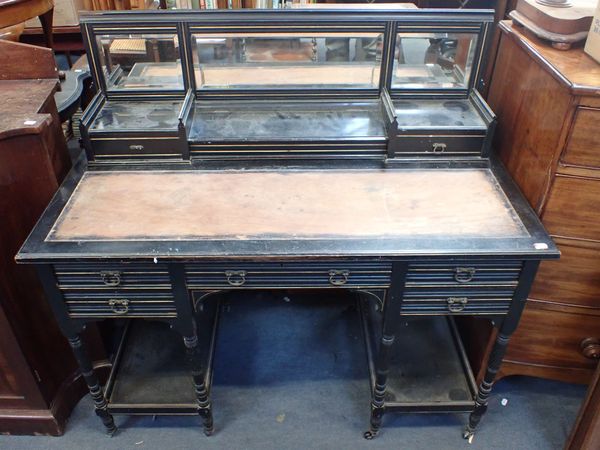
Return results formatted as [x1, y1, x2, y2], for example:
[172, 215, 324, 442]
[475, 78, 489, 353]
[16, 8, 558, 442]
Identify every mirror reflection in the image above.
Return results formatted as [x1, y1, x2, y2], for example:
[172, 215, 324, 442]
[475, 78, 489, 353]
[392, 32, 477, 89]
[96, 33, 184, 91]
[192, 33, 384, 89]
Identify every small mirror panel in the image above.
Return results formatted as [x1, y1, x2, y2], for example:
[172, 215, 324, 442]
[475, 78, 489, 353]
[191, 32, 384, 90]
[95, 33, 184, 91]
[392, 32, 478, 90]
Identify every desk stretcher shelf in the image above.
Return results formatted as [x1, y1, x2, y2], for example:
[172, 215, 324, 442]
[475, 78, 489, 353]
[360, 296, 477, 412]
[105, 298, 220, 415]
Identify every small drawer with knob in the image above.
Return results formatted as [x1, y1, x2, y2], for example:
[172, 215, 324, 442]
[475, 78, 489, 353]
[90, 136, 182, 161]
[185, 261, 392, 289]
[391, 134, 486, 157]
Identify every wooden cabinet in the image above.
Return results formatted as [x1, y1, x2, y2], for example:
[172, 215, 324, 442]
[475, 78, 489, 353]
[0, 40, 107, 436]
[487, 21, 600, 384]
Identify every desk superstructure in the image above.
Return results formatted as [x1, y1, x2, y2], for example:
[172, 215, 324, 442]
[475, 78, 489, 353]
[17, 9, 557, 441]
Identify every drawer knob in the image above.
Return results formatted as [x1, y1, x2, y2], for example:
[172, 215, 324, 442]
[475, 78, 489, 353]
[225, 270, 246, 287]
[108, 298, 129, 314]
[100, 270, 121, 287]
[431, 143, 447, 153]
[580, 337, 600, 360]
[329, 269, 350, 286]
[454, 267, 476, 283]
[447, 297, 468, 313]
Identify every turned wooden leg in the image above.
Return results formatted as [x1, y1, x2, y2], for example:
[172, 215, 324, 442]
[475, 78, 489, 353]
[68, 335, 117, 435]
[364, 262, 407, 440]
[365, 333, 395, 439]
[463, 332, 510, 442]
[38, 8, 54, 49]
[183, 333, 214, 436]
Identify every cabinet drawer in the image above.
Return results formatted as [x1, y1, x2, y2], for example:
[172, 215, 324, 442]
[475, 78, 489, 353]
[185, 261, 392, 289]
[392, 134, 485, 156]
[542, 175, 600, 241]
[506, 305, 600, 371]
[90, 137, 182, 160]
[562, 107, 600, 169]
[530, 238, 600, 309]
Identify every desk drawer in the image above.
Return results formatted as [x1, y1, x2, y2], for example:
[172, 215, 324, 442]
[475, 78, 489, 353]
[185, 261, 392, 289]
[402, 261, 522, 315]
[392, 134, 485, 156]
[402, 288, 515, 315]
[53, 263, 176, 319]
[90, 136, 182, 160]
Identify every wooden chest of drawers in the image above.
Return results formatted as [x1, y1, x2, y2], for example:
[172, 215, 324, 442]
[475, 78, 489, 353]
[488, 21, 600, 384]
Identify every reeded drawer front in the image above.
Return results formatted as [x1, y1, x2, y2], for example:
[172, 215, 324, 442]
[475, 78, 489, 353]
[53, 263, 175, 319]
[185, 261, 392, 289]
[402, 260, 522, 315]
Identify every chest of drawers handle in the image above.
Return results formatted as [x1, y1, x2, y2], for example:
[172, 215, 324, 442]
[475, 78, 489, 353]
[447, 297, 468, 312]
[431, 143, 447, 153]
[454, 267, 476, 283]
[108, 298, 129, 314]
[329, 270, 350, 286]
[581, 337, 600, 360]
[225, 270, 246, 287]
[100, 270, 121, 287]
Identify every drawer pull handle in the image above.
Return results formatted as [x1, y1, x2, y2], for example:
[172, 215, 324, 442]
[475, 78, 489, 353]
[129, 144, 144, 151]
[329, 270, 350, 286]
[580, 337, 600, 360]
[108, 299, 129, 315]
[225, 270, 246, 287]
[447, 297, 468, 313]
[454, 267, 476, 283]
[100, 271, 121, 287]
[431, 143, 447, 153]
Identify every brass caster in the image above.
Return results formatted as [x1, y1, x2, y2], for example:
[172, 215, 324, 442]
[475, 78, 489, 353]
[363, 430, 378, 440]
[462, 429, 475, 444]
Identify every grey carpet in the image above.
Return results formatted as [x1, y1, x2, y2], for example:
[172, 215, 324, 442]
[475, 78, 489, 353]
[1, 291, 586, 450]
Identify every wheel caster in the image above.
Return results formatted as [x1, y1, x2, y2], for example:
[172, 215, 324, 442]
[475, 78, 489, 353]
[204, 428, 214, 437]
[463, 429, 474, 444]
[363, 430, 378, 440]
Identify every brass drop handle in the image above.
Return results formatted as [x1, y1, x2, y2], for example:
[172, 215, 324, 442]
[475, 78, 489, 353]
[580, 338, 600, 360]
[100, 270, 121, 287]
[108, 298, 129, 314]
[329, 270, 350, 286]
[225, 270, 246, 287]
[454, 267, 476, 283]
[129, 144, 144, 151]
[447, 297, 468, 313]
[431, 142, 447, 153]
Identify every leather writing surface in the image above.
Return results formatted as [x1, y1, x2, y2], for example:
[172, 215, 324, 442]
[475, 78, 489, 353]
[47, 169, 527, 241]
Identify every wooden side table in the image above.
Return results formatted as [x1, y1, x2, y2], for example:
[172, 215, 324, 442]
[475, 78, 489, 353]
[0, 0, 54, 48]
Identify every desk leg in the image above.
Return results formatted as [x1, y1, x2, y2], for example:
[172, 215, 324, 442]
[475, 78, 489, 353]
[463, 331, 510, 442]
[463, 260, 540, 442]
[38, 8, 54, 49]
[365, 262, 407, 439]
[183, 332, 214, 436]
[67, 335, 117, 435]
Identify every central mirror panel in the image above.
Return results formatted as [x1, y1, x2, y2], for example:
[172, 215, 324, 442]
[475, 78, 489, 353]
[191, 32, 384, 90]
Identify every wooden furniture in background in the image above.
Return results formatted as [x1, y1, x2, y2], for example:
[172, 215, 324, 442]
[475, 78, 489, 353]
[566, 361, 600, 450]
[0, 40, 107, 436]
[0, 0, 55, 47]
[487, 21, 600, 385]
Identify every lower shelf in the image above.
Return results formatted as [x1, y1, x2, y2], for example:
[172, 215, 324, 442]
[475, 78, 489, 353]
[360, 296, 478, 413]
[104, 299, 220, 415]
